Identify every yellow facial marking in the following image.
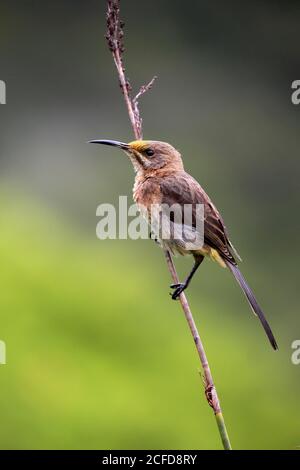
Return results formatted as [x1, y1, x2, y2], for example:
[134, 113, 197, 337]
[128, 140, 151, 152]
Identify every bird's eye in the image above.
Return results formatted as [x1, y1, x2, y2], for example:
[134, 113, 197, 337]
[145, 148, 154, 157]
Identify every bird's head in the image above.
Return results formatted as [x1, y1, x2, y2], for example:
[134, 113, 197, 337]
[89, 139, 184, 175]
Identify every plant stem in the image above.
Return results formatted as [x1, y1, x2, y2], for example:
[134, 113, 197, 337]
[105, 0, 232, 450]
[215, 412, 232, 450]
[164, 250, 232, 450]
[113, 48, 139, 140]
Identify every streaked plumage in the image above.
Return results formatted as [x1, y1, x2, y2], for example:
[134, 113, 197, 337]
[90, 138, 278, 350]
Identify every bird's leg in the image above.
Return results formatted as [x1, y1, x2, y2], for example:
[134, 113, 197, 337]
[170, 254, 204, 300]
[149, 230, 159, 244]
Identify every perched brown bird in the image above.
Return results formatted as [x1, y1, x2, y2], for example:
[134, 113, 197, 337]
[90, 139, 278, 350]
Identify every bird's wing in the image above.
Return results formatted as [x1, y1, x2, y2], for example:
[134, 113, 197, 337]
[159, 171, 238, 264]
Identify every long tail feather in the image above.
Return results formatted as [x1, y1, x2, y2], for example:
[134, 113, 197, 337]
[226, 261, 278, 350]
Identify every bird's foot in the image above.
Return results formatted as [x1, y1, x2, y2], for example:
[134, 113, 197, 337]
[170, 283, 187, 300]
[149, 231, 160, 244]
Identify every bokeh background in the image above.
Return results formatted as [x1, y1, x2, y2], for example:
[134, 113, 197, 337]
[0, 0, 299, 450]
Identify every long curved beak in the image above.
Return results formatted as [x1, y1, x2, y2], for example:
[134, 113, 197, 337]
[88, 139, 129, 150]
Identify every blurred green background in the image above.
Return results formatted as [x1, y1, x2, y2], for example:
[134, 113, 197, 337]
[0, 0, 299, 450]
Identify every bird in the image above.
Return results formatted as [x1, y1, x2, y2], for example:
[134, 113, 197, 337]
[89, 139, 278, 350]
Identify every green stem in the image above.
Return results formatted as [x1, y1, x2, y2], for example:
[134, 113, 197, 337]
[105, 0, 232, 450]
[215, 412, 232, 450]
[164, 249, 232, 450]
